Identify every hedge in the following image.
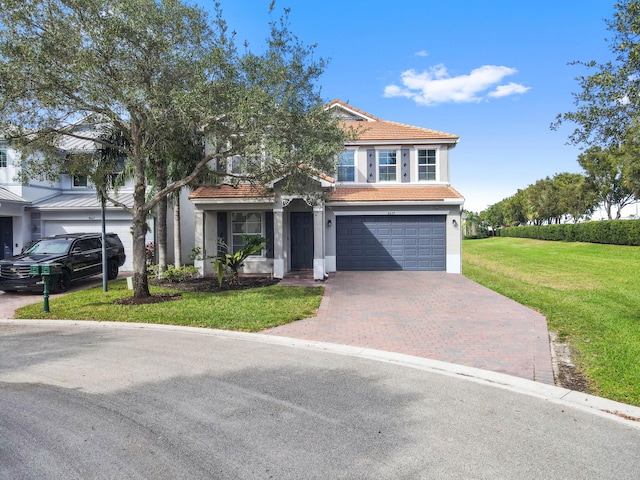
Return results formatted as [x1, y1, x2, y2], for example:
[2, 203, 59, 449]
[498, 219, 640, 246]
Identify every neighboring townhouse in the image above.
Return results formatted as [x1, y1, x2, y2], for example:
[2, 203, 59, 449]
[189, 99, 464, 280]
[0, 131, 195, 270]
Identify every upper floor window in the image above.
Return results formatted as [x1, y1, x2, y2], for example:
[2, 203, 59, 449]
[229, 155, 245, 174]
[337, 150, 355, 182]
[418, 149, 436, 181]
[0, 149, 6, 167]
[378, 150, 397, 182]
[73, 175, 88, 187]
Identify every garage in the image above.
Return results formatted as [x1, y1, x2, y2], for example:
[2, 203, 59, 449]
[336, 215, 446, 271]
[43, 220, 134, 271]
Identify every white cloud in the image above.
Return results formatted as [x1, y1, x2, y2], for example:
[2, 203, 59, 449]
[415, 50, 429, 57]
[488, 82, 531, 98]
[383, 64, 530, 106]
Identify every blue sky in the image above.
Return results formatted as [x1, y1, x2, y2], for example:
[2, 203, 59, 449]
[212, 0, 616, 212]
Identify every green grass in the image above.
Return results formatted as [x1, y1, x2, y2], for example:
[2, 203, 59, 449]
[14, 280, 323, 332]
[463, 237, 640, 406]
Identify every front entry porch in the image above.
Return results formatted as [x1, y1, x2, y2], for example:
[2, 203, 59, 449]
[273, 198, 326, 281]
[192, 191, 328, 282]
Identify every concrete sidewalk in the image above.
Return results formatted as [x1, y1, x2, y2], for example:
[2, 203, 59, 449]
[266, 271, 555, 383]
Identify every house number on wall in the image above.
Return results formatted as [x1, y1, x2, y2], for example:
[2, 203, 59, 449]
[387, 212, 396, 215]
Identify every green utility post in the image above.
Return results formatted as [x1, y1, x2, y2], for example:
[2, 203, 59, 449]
[30, 263, 62, 313]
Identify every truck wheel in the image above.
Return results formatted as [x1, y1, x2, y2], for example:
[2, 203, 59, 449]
[52, 270, 71, 293]
[107, 259, 119, 280]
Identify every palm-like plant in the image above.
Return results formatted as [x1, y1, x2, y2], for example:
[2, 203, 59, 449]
[214, 235, 266, 287]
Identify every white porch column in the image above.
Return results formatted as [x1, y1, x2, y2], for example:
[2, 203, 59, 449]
[194, 209, 218, 277]
[273, 207, 285, 279]
[203, 211, 217, 277]
[194, 208, 205, 276]
[312, 204, 325, 281]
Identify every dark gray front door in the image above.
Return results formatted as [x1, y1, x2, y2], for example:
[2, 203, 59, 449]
[336, 215, 446, 271]
[0, 217, 13, 260]
[290, 212, 313, 270]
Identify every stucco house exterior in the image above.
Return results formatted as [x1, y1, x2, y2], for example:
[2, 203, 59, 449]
[0, 132, 195, 270]
[189, 99, 464, 280]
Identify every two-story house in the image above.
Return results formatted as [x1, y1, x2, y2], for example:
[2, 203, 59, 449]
[0, 129, 195, 270]
[0, 135, 133, 270]
[189, 99, 464, 280]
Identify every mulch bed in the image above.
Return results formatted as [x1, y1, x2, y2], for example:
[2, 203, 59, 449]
[150, 276, 280, 293]
[115, 276, 280, 305]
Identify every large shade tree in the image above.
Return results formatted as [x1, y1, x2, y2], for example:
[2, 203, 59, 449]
[553, 1, 640, 218]
[553, 1, 640, 147]
[0, 0, 349, 298]
[553, 172, 598, 222]
[503, 189, 529, 226]
[578, 146, 635, 219]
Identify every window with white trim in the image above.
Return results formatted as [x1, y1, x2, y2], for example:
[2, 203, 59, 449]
[378, 150, 397, 181]
[0, 149, 6, 167]
[73, 175, 88, 187]
[231, 212, 263, 255]
[418, 149, 436, 181]
[229, 155, 245, 174]
[337, 150, 355, 182]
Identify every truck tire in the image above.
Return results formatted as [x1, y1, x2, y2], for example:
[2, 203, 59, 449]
[107, 259, 119, 280]
[51, 270, 71, 293]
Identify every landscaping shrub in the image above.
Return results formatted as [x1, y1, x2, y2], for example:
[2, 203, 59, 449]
[148, 264, 199, 282]
[499, 219, 640, 245]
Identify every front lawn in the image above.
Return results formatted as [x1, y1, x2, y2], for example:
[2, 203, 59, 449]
[14, 280, 323, 332]
[463, 237, 640, 406]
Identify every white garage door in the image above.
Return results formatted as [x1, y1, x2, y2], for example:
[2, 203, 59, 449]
[43, 220, 133, 271]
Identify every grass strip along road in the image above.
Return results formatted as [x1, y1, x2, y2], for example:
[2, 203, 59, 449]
[16, 280, 323, 332]
[463, 237, 640, 407]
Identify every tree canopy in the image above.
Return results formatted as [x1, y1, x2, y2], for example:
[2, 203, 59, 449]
[479, 2, 638, 228]
[578, 145, 636, 219]
[553, 1, 640, 147]
[476, 172, 599, 232]
[0, 0, 349, 297]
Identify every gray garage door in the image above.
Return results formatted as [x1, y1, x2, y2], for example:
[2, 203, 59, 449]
[336, 215, 446, 271]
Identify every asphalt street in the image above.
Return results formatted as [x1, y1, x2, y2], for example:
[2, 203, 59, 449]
[1, 320, 639, 479]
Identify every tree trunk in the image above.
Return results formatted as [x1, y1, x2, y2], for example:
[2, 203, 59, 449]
[173, 190, 182, 268]
[157, 196, 167, 275]
[156, 162, 168, 276]
[131, 130, 150, 299]
[132, 208, 151, 298]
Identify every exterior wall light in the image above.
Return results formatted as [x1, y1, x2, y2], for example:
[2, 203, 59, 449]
[452, 219, 458, 227]
[327, 219, 332, 227]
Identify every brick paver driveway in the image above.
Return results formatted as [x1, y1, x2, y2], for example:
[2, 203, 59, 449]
[264, 272, 554, 383]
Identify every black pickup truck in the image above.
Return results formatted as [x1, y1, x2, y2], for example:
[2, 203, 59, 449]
[0, 233, 126, 293]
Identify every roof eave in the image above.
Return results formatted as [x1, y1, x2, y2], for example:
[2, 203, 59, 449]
[190, 197, 275, 206]
[326, 198, 464, 207]
[345, 138, 459, 147]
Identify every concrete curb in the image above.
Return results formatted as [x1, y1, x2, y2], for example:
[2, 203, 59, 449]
[3, 318, 640, 429]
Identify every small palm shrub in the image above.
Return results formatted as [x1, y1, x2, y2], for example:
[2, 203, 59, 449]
[213, 235, 267, 287]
